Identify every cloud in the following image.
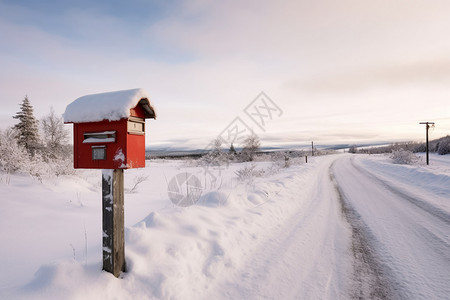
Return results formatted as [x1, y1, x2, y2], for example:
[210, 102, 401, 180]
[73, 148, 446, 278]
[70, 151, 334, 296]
[1, 0, 450, 147]
[285, 57, 450, 94]
[146, 0, 450, 64]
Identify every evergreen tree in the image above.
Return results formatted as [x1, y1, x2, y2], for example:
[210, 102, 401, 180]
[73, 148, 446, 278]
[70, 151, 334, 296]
[229, 143, 237, 155]
[13, 95, 40, 157]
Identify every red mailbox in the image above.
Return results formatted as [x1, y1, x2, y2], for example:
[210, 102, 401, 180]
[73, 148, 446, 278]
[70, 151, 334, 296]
[64, 88, 156, 169]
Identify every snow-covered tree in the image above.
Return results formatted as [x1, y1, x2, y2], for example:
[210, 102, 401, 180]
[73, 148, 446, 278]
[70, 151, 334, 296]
[240, 133, 261, 162]
[0, 128, 30, 174]
[13, 95, 40, 157]
[201, 138, 228, 166]
[348, 145, 357, 154]
[41, 107, 69, 160]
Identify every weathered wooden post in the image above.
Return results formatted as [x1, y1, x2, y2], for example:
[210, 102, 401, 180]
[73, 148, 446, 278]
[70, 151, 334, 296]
[420, 122, 435, 165]
[102, 169, 125, 276]
[64, 88, 156, 277]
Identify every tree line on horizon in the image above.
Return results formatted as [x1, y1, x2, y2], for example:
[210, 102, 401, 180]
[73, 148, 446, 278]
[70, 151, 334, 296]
[349, 137, 450, 155]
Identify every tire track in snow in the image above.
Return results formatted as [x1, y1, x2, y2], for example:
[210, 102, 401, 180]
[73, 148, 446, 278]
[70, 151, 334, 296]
[330, 161, 398, 300]
[350, 158, 450, 226]
[349, 157, 450, 276]
[332, 156, 450, 299]
[207, 156, 352, 300]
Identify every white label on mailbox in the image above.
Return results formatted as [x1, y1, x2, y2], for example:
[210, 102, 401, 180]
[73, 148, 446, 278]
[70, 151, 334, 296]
[128, 117, 145, 135]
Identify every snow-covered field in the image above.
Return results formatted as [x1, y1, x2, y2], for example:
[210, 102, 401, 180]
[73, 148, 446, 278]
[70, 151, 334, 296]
[1, 153, 449, 299]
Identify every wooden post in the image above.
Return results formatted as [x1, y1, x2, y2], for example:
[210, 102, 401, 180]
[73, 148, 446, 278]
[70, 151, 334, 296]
[420, 122, 435, 166]
[102, 169, 125, 277]
[425, 124, 429, 165]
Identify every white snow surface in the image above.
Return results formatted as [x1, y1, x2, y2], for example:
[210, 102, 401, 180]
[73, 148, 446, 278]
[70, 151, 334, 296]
[63, 88, 153, 123]
[0, 154, 449, 299]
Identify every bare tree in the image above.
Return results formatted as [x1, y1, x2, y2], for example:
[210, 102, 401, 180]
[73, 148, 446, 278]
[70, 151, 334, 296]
[240, 133, 261, 162]
[201, 138, 228, 166]
[41, 107, 69, 160]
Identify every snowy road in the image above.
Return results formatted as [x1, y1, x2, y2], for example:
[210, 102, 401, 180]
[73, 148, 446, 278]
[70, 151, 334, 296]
[332, 156, 450, 300]
[210, 155, 352, 299]
[210, 154, 450, 299]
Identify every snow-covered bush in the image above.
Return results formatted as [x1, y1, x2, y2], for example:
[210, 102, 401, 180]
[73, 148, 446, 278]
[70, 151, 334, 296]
[0, 126, 74, 180]
[235, 165, 265, 181]
[47, 156, 76, 177]
[437, 136, 450, 155]
[0, 128, 31, 174]
[199, 138, 229, 167]
[348, 146, 357, 154]
[390, 149, 419, 165]
[0, 102, 74, 181]
[269, 151, 291, 168]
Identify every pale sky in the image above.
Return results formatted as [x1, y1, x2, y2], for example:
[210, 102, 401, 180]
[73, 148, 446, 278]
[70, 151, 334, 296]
[1, 0, 449, 149]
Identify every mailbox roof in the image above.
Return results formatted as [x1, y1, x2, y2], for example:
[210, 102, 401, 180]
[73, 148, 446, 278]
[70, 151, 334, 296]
[63, 88, 156, 123]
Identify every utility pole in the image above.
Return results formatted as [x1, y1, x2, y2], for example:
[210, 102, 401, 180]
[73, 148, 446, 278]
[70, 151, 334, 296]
[419, 122, 435, 165]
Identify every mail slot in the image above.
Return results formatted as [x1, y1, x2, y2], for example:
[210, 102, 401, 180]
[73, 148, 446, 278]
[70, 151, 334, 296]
[64, 88, 156, 169]
[83, 131, 117, 143]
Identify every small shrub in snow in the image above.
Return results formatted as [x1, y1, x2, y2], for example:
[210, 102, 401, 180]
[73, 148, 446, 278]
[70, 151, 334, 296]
[289, 157, 304, 166]
[235, 165, 264, 181]
[264, 163, 283, 176]
[270, 151, 291, 168]
[199, 138, 229, 167]
[390, 149, 418, 165]
[127, 174, 149, 193]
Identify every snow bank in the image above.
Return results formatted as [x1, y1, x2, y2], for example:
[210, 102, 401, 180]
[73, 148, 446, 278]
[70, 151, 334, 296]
[63, 88, 155, 123]
[0, 158, 329, 299]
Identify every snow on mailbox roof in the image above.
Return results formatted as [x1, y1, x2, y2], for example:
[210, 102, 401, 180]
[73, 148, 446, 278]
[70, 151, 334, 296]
[63, 88, 156, 123]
